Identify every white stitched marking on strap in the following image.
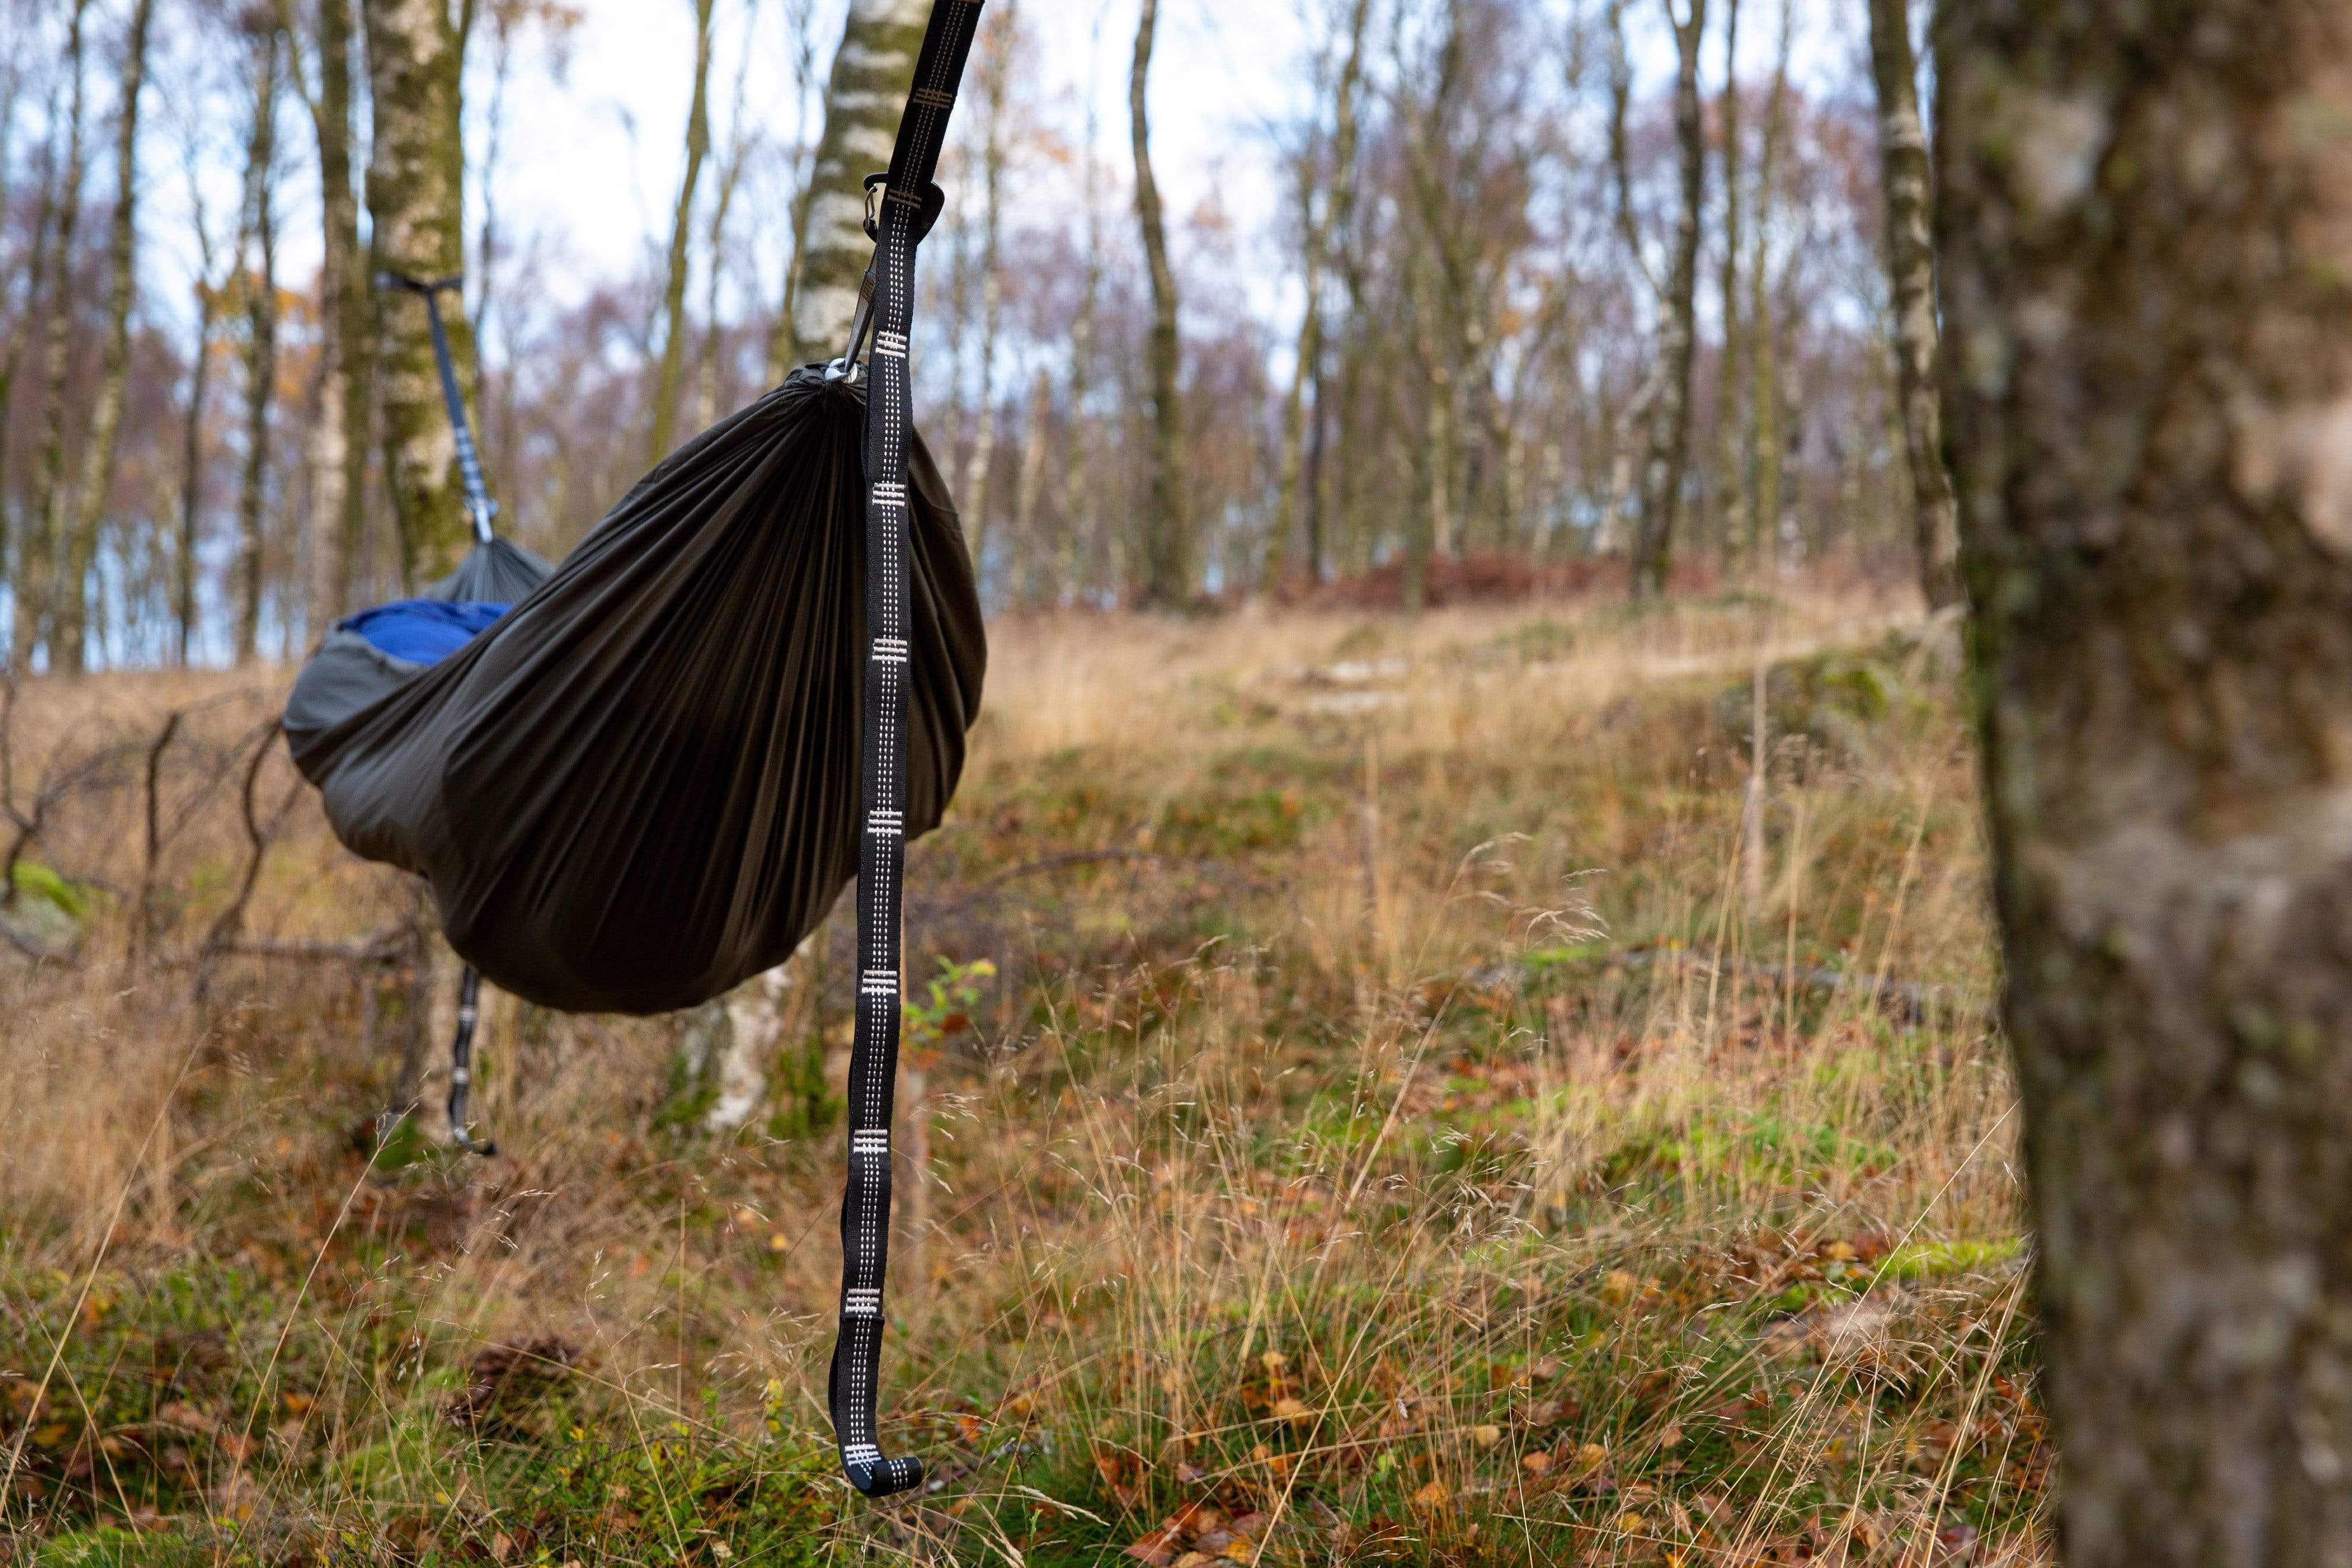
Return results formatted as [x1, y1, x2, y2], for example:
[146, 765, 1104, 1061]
[873, 636, 908, 664]
[851, 1131, 890, 1155]
[874, 329, 909, 358]
[860, 969, 897, 997]
[844, 1289, 883, 1316]
[844, 1441, 882, 1464]
[867, 808, 903, 835]
[873, 480, 907, 506]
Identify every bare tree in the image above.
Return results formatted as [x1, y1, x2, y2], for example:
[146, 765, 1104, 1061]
[694, 0, 760, 432]
[1866, 0, 1957, 610]
[364, 0, 473, 583]
[283, 0, 372, 642]
[1270, 0, 1372, 590]
[761, 0, 824, 382]
[233, 13, 282, 664]
[1629, 0, 1705, 598]
[58, 0, 158, 673]
[957, 0, 1016, 587]
[175, 131, 224, 667]
[1742, 0, 1788, 569]
[648, 0, 716, 463]
[1939, 1, 2352, 1556]
[1131, 0, 1187, 607]
[17, 0, 94, 670]
[1709, 0, 1741, 563]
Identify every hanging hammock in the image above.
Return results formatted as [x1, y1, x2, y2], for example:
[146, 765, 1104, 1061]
[284, 0, 985, 1499]
[286, 273, 552, 1154]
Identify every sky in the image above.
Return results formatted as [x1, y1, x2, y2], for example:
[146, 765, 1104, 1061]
[472, 0, 1318, 323]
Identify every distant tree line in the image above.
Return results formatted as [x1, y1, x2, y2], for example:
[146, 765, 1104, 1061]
[0, 0, 1957, 669]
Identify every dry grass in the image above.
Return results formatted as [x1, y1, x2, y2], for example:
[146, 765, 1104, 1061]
[0, 584, 2042, 1566]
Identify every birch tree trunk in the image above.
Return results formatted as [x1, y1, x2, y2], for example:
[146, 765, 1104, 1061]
[649, 0, 715, 464]
[1629, 0, 1705, 599]
[17, 0, 92, 671]
[1867, 0, 1959, 611]
[364, 0, 473, 585]
[1938, 2, 2352, 1557]
[58, 0, 156, 674]
[1131, 0, 1188, 609]
[234, 20, 282, 664]
[776, 0, 930, 365]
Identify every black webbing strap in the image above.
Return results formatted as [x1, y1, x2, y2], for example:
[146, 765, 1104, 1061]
[383, 272, 497, 545]
[828, 0, 983, 1502]
[382, 270, 498, 1156]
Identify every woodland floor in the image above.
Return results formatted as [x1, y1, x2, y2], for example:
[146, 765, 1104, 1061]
[0, 587, 2043, 1565]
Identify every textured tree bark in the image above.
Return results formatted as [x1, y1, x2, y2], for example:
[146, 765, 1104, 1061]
[1630, 0, 1705, 599]
[1131, 0, 1188, 609]
[298, 0, 370, 640]
[1866, 0, 1959, 612]
[17, 0, 92, 671]
[364, 0, 473, 585]
[1937, 3, 2352, 1559]
[779, 0, 931, 364]
[57, 0, 156, 674]
[648, 0, 714, 464]
[234, 20, 282, 665]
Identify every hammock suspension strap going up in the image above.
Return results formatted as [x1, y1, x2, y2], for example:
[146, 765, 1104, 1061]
[828, 0, 984, 1502]
[383, 269, 503, 1156]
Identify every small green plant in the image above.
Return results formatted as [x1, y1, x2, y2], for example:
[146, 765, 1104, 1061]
[903, 957, 996, 1058]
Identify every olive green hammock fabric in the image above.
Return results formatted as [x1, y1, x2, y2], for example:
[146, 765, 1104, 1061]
[283, 367, 985, 1015]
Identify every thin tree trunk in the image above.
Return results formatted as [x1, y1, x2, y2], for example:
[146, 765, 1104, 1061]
[1743, 0, 1789, 569]
[958, 0, 1012, 589]
[1, 78, 63, 665]
[364, 0, 472, 584]
[763, 0, 824, 382]
[1269, 0, 1370, 593]
[1010, 366, 1048, 602]
[1940, 2, 2352, 1557]
[175, 147, 223, 670]
[18, 0, 93, 670]
[1131, 0, 1187, 609]
[1867, 0, 1959, 611]
[694, 2, 759, 434]
[778, 0, 931, 363]
[1631, 0, 1706, 599]
[1058, 121, 1101, 603]
[57, 0, 156, 673]
[178, 284, 216, 667]
[1711, 0, 1742, 573]
[292, 0, 368, 641]
[649, 0, 716, 464]
[235, 20, 282, 664]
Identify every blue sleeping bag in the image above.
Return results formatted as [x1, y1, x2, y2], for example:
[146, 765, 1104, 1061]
[342, 599, 512, 666]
